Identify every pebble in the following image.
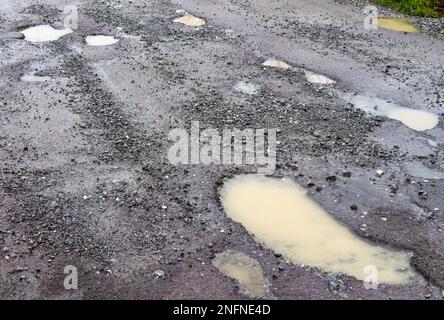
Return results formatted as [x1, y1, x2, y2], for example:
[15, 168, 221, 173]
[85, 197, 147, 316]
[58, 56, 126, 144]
[342, 171, 352, 178]
[153, 269, 165, 278]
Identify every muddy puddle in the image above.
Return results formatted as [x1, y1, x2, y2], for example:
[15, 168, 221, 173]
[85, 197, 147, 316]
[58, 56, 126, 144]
[233, 81, 261, 95]
[340, 93, 439, 131]
[85, 35, 119, 46]
[212, 250, 271, 298]
[174, 15, 206, 27]
[405, 162, 444, 180]
[220, 175, 420, 284]
[20, 25, 73, 43]
[376, 17, 419, 33]
[262, 59, 291, 70]
[20, 72, 51, 82]
[304, 71, 336, 85]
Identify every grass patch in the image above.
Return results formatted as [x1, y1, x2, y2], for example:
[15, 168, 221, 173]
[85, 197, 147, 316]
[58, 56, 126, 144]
[375, 0, 443, 17]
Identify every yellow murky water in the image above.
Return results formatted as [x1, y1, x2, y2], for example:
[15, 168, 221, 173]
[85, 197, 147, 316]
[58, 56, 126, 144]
[304, 71, 336, 85]
[340, 93, 439, 132]
[376, 17, 419, 33]
[262, 59, 291, 70]
[212, 250, 270, 298]
[387, 108, 438, 131]
[220, 175, 419, 284]
[20, 25, 73, 42]
[85, 35, 119, 46]
[174, 15, 206, 27]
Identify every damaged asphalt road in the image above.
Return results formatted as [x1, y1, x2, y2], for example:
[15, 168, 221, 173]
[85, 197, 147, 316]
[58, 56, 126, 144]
[0, 0, 443, 299]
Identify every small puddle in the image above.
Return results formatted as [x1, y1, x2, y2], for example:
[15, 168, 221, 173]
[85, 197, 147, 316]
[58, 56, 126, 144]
[376, 17, 419, 33]
[405, 162, 444, 180]
[305, 71, 336, 85]
[20, 25, 73, 43]
[212, 250, 271, 298]
[220, 175, 419, 284]
[262, 59, 291, 70]
[341, 93, 439, 131]
[85, 35, 119, 46]
[20, 72, 51, 83]
[233, 81, 261, 95]
[174, 15, 206, 27]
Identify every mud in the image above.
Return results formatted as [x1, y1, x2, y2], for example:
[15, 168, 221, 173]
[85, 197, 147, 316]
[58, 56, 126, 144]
[0, 0, 443, 300]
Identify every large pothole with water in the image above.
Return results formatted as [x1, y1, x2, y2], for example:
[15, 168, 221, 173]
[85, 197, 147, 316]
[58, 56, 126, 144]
[220, 175, 421, 285]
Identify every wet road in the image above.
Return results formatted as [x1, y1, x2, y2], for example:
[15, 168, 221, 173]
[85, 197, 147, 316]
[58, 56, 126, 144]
[0, 0, 443, 299]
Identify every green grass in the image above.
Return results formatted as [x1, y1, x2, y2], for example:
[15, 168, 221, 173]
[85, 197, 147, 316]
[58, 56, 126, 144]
[375, 0, 443, 17]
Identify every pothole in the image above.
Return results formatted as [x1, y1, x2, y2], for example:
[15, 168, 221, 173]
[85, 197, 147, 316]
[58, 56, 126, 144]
[341, 93, 439, 131]
[220, 175, 420, 285]
[85, 35, 120, 46]
[233, 81, 261, 95]
[20, 25, 73, 43]
[212, 250, 271, 298]
[376, 17, 419, 33]
[20, 72, 51, 83]
[262, 59, 291, 70]
[304, 71, 336, 85]
[405, 162, 444, 180]
[173, 15, 206, 27]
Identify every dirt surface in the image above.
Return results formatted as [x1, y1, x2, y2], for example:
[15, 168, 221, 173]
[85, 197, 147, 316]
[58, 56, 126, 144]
[0, 0, 443, 300]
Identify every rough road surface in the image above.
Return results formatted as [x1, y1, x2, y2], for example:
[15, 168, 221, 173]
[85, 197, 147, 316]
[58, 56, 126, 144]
[0, 0, 443, 299]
